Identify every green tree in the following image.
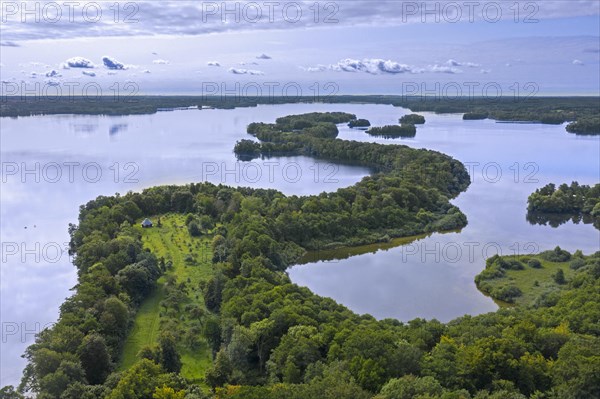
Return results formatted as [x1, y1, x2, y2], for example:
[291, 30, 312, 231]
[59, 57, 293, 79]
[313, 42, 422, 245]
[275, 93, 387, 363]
[159, 333, 182, 373]
[79, 333, 111, 385]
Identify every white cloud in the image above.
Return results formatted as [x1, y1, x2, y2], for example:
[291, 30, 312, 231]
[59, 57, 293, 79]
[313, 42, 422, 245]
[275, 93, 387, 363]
[257, 54, 272, 59]
[314, 58, 419, 74]
[446, 59, 480, 68]
[480, 69, 491, 74]
[82, 71, 96, 77]
[207, 61, 221, 67]
[143, 69, 151, 73]
[153, 59, 170, 64]
[308, 58, 469, 75]
[228, 68, 265, 75]
[61, 57, 95, 69]
[428, 64, 462, 74]
[572, 59, 584, 65]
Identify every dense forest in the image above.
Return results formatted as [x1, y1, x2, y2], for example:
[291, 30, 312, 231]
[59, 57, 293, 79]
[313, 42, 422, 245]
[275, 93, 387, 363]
[6, 113, 600, 399]
[1, 96, 598, 134]
[526, 182, 600, 231]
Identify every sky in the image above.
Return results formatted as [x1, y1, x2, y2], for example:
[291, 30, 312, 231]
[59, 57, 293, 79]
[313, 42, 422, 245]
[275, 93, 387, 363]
[0, 0, 599, 96]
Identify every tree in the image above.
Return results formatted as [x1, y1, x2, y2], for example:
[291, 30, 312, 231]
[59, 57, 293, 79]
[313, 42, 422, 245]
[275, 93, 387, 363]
[107, 359, 173, 399]
[187, 221, 201, 237]
[203, 315, 222, 355]
[553, 336, 600, 398]
[159, 333, 182, 373]
[0, 386, 23, 399]
[553, 269, 566, 285]
[153, 385, 186, 399]
[205, 350, 233, 388]
[79, 333, 111, 385]
[378, 375, 444, 399]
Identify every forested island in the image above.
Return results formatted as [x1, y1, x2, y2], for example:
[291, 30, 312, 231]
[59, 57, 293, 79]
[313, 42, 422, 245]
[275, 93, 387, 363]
[348, 119, 371, 128]
[7, 113, 600, 399]
[399, 114, 426, 125]
[2, 96, 598, 135]
[366, 125, 417, 138]
[526, 182, 600, 230]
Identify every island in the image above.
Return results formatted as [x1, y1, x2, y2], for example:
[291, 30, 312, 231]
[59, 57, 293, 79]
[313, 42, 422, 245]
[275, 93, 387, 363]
[526, 182, 600, 230]
[366, 124, 417, 138]
[399, 114, 426, 125]
[348, 118, 371, 128]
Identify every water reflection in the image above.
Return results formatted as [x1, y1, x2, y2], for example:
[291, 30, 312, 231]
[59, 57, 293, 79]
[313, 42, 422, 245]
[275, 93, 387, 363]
[526, 212, 600, 230]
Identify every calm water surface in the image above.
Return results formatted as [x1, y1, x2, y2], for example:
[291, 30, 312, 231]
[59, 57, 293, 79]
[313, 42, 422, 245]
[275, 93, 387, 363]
[1, 103, 599, 386]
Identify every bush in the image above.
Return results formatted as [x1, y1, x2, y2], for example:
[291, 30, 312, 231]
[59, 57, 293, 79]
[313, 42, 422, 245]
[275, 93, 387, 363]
[569, 258, 586, 270]
[492, 285, 523, 303]
[188, 221, 201, 237]
[540, 246, 571, 262]
[528, 259, 542, 269]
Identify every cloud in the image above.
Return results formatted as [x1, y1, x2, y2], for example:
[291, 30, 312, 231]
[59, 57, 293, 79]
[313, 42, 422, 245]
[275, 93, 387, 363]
[256, 54, 272, 60]
[207, 61, 221, 67]
[228, 68, 265, 75]
[152, 59, 170, 64]
[62, 57, 95, 69]
[143, 69, 151, 74]
[583, 48, 600, 53]
[102, 56, 127, 70]
[316, 58, 419, 74]
[45, 70, 62, 78]
[480, 69, 491, 74]
[446, 59, 480, 68]
[306, 58, 468, 75]
[2, 1, 598, 41]
[0, 41, 20, 47]
[82, 71, 96, 77]
[240, 61, 259, 65]
[572, 59, 584, 65]
[428, 64, 462, 74]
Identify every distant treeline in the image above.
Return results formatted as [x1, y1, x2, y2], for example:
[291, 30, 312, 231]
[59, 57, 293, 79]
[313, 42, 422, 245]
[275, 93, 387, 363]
[2, 95, 599, 134]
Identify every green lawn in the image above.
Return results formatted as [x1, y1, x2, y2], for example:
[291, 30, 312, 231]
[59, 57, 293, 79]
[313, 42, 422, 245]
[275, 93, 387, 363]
[119, 214, 214, 383]
[481, 255, 574, 307]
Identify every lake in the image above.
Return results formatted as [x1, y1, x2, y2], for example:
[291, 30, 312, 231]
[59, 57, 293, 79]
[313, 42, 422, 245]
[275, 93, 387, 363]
[1, 103, 598, 387]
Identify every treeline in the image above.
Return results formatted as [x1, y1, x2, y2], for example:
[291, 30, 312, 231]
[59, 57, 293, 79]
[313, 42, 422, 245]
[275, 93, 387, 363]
[2, 96, 598, 135]
[566, 116, 600, 135]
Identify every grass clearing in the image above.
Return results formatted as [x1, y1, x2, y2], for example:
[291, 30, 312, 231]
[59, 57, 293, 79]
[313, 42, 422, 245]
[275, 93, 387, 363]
[479, 254, 575, 307]
[119, 213, 214, 383]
